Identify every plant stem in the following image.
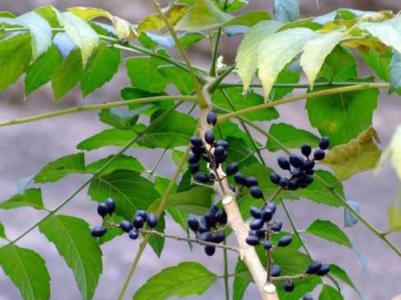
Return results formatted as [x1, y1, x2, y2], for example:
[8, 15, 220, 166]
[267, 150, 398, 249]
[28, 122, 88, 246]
[223, 242, 230, 300]
[220, 81, 389, 89]
[217, 83, 389, 124]
[0, 95, 197, 128]
[150, 0, 208, 107]
[115, 142, 192, 300]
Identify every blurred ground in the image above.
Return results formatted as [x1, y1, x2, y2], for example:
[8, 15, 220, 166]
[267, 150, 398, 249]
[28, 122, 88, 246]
[0, 1, 401, 300]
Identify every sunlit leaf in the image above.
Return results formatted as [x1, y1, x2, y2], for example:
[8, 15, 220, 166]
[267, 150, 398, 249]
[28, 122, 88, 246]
[223, 11, 270, 27]
[306, 219, 352, 248]
[86, 155, 144, 175]
[319, 284, 344, 300]
[0, 188, 44, 210]
[175, 0, 232, 31]
[323, 127, 381, 180]
[0, 223, 6, 240]
[137, 4, 188, 32]
[388, 204, 401, 232]
[377, 125, 401, 180]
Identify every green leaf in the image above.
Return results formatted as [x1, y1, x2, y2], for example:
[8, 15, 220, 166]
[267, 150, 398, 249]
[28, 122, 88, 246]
[0, 34, 32, 91]
[306, 87, 379, 146]
[86, 155, 144, 175]
[17, 11, 52, 60]
[223, 11, 270, 27]
[329, 264, 357, 290]
[233, 259, 251, 300]
[148, 213, 165, 257]
[34, 153, 85, 183]
[77, 129, 137, 151]
[81, 43, 121, 96]
[270, 66, 300, 100]
[138, 110, 197, 149]
[235, 20, 281, 93]
[273, 248, 312, 274]
[25, 46, 62, 95]
[0, 245, 50, 300]
[300, 31, 343, 88]
[133, 262, 217, 300]
[88, 170, 160, 219]
[126, 57, 167, 93]
[39, 215, 102, 300]
[360, 48, 391, 82]
[0, 188, 44, 210]
[323, 127, 381, 180]
[388, 204, 401, 232]
[317, 46, 357, 82]
[35, 5, 60, 27]
[266, 123, 319, 152]
[0, 223, 6, 240]
[274, 0, 300, 22]
[99, 107, 140, 130]
[306, 219, 352, 248]
[257, 28, 317, 97]
[159, 65, 195, 94]
[166, 187, 214, 214]
[51, 48, 83, 101]
[213, 87, 279, 121]
[226, 0, 248, 13]
[178, 31, 207, 47]
[226, 137, 258, 166]
[56, 11, 99, 67]
[175, 0, 232, 31]
[319, 284, 344, 300]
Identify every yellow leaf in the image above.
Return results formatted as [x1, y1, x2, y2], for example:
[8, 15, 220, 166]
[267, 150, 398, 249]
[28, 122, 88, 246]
[175, 0, 232, 31]
[388, 205, 401, 232]
[377, 125, 401, 181]
[68, 7, 137, 40]
[137, 4, 188, 32]
[323, 128, 381, 180]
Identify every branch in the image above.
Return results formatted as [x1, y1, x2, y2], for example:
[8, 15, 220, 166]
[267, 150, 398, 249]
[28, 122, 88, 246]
[0, 95, 197, 128]
[219, 81, 389, 89]
[217, 83, 389, 124]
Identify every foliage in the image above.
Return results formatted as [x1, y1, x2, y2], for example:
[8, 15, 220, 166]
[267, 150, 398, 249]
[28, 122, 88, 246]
[0, 1, 400, 300]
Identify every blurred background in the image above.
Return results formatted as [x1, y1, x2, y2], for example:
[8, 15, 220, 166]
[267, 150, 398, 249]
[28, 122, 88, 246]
[1, 0, 401, 299]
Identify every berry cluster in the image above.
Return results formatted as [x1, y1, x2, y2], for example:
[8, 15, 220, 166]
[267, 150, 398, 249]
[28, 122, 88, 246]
[91, 199, 115, 237]
[189, 112, 229, 184]
[119, 210, 158, 240]
[270, 137, 330, 191]
[187, 205, 227, 256]
[245, 202, 292, 249]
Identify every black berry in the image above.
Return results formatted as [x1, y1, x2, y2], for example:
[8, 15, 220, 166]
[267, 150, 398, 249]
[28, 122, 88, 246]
[215, 210, 227, 224]
[135, 210, 147, 221]
[266, 202, 277, 214]
[313, 149, 325, 161]
[226, 162, 239, 176]
[211, 231, 225, 243]
[271, 220, 283, 232]
[306, 261, 322, 274]
[263, 240, 273, 250]
[190, 136, 203, 146]
[194, 172, 209, 183]
[246, 235, 260, 246]
[206, 112, 217, 125]
[288, 179, 299, 190]
[250, 206, 263, 219]
[289, 155, 303, 168]
[271, 264, 281, 277]
[250, 186, 264, 199]
[146, 213, 158, 228]
[91, 225, 107, 237]
[133, 216, 145, 228]
[282, 280, 295, 292]
[319, 136, 330, 150]
[250, 219, 264, 230]
[128, 228, 139, 240]
[245, 176, 258, 187]
[97, 203, 109, 218]
[204, 245, 216, 256]
[262, 209, 273, 222]
[302, 160, 315, 170]
[278, 157, 291, 170]
[188, 152, 201, 164]
[215, 140, 229, 149]
[233, 173, 247, 185]
[189, 163, 199, 174]
[214, 146, 225, 158]
[188, 217, 200, 232]
[270, 172, 281, 185]
[279, 177, 289, 189]
[303, 294, 313, 300]
[120, 220, 133, 232]
[105, 199, 115, 215]
[278, 235, 292, 247]
[317, 264, 330, 276]
[204, 130, 215, 145]
[301, 144, 312, 157]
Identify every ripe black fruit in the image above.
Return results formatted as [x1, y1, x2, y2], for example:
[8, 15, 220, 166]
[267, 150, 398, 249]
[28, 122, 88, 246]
[226, 162, 239, 176]
[245, 176, 258, 187]
[278, 235, 292, 247]
[189, 163, 199, 174]
[279, 177, 289, 189]
[303, 294, 313, 300]
[215, 140, 229, 149]
[266, 202, 277, 214]
[319, 136, 330, 150]
[211, 231, 225, 243]
[105, 199, 115, 215]
[204, 245, 216, 256]
[250, 219, 264, 230]
[302, 160, 315, 170]
[301, 144, 312, 157]
[271, 264, 281, 277]
[250, 206, 262, 219]
[270, 172, 281, 184]
[146, 213, 158, 228]
[188, 217, 200, 232]
[278, 157, 291, 170]
[215, 210, 227, 224]
[288, 179, 299, 191]
[188, 152, 200, 164]
[313, 149, 325, 161]
[306, 261, 322, 274]
[282, 280, 295, 292]
[233, 173, 247, 185]
[97, 203, 109, 218]
[317, 264, 330, 276]
[250, 186, 263, 199]
[263, 240, 272, 250]
[246, 235, 260, 246]
[214, 145, 225, 158]
[133, 216, 145, 228]
[135, 210, 147, 221]
[262, 209, 273, 222]
[289, 155, 303, 168]
[194, 172, 209, 183]
[128, 229, 139, 240]
[271, 220, 283, 232]
[204, 130, 215, 145]
[91, 225, 107, 237]
[190, 136, 203, 146]
[120, 220, 133, 233]
[206, 112, 217, 126]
